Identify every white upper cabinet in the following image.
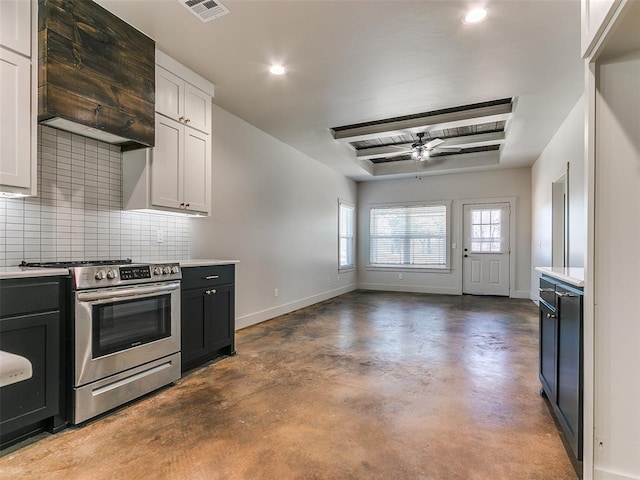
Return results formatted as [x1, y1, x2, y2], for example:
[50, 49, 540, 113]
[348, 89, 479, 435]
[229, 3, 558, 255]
[123, 50, 214, 216]
[156, 65, 212, 134]
[0, 0, 31, 56]
[0, 47, 32, 190]
[0, 0, 36, 197]
[582, 0, 624, 57]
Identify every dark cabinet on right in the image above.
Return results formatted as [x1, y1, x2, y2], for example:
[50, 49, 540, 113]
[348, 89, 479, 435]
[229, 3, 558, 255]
[181, 264, 235, 372]
[538, 275, 583, 462]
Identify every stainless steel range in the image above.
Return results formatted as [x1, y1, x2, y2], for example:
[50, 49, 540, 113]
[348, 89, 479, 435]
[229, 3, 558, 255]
[21, 259, 182, 424]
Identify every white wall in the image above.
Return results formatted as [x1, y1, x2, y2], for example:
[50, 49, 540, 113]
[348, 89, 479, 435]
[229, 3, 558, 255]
[530, 97, 586, 299]
[190, 106, 357, 329]
[357, 168, 532, 298]
[593, 52, 640, 480]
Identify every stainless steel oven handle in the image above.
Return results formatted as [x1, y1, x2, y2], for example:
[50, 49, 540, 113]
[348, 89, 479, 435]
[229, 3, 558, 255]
[76, 282, 180, 302]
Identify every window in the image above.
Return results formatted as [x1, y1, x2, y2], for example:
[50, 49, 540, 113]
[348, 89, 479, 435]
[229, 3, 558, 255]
[469, 207, 505, 253]
[369, 204, 449, 269]
[338, 200, 355, 270]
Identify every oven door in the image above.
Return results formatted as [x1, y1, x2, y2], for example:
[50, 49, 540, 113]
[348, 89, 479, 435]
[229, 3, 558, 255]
[74, 281, 180, 387]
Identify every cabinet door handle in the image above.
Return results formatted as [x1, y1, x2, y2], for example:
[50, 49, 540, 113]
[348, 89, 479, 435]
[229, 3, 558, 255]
[185, 118, 191, 124]
[204, 275, 219, 280]
[555, 291, 577, 298]
[185, 203, 190, 208]
[179, 116, 186, 122]
[539, 288, 554, 293]
[205, 289, 217, 295]
[547, 313, 557, 319]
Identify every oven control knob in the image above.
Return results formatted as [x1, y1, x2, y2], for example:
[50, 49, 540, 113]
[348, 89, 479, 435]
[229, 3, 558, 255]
[163, 266, 171, 274]
[107, 269, 117, 279]
[171, 266, 179, 274]
[94, 270, 106, 280]
[153, 267, 162, 275]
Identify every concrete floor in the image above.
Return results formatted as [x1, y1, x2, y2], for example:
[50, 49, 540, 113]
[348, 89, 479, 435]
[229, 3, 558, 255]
[0, 291, 577, 479]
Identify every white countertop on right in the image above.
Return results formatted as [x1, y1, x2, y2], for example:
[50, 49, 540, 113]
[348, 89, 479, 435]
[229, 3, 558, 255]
[535, 267, 585, 287]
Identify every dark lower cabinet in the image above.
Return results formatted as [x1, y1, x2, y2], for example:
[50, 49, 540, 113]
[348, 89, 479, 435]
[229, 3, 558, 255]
[538, 275, 583, 463]
[0, 276, 67, 449]
[181, 265, 235, 372]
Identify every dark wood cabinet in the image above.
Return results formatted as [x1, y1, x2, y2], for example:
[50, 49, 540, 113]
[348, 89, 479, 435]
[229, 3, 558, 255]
[0, 276, 67, 449]
[181, 265, 235, 372]
[538, 275, 583, 462]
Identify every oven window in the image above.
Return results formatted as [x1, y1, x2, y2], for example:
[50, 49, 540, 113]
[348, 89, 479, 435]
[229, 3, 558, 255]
[92, 294, 172, 358]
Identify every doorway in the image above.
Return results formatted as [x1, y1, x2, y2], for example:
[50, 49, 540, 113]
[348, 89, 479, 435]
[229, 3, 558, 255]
[462, 203, 511, 296]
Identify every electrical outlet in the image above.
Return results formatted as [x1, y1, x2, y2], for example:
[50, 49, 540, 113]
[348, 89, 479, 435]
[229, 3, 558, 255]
[399, 273, 403, 280]
[156, 230, 165, 243]
[274, 288, 279, 298]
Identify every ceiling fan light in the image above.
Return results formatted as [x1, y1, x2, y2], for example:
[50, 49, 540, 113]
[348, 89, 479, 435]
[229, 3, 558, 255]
[269, 64, 286, 75]
[463, 7, 488, 25]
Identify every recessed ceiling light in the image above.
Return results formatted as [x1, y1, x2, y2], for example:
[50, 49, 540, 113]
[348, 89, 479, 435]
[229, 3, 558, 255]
[463, 7, 488, 25]
[269, 65, 286, 75]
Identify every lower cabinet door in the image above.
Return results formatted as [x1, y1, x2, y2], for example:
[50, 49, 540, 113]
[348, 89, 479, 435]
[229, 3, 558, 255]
[181, 287, 210, 371]
[0, 311, 60, 440]
[208, 284, 234, 352]
[539, 302, 557, 401]
[557, 291, 583, 459]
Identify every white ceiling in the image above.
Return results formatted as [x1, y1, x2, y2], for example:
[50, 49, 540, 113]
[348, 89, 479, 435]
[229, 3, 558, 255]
[96, 0, 584, 182]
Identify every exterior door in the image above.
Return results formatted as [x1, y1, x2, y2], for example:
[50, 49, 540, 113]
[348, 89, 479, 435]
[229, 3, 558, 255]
[462, 203, 510, 296]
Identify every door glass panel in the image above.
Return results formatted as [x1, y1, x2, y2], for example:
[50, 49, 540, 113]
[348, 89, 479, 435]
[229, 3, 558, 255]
[469, 208, 504, 253]
[92, 294, 172, 358]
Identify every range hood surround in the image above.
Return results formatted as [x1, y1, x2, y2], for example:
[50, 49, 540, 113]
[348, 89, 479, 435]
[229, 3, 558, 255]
[38, 0, 155, 150]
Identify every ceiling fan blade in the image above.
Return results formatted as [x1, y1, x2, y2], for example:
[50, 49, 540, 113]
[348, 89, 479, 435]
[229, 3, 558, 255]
[425, 138, 444, 149]
[430, 147, 461, 155]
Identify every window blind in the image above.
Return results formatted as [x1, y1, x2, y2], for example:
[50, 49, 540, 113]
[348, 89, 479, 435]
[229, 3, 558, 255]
[370, 204, 447, 267]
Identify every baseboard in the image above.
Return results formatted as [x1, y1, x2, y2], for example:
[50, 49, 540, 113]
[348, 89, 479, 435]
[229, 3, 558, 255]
[595, 469, 640, 480]
[511, 289, 531, 299]
[357, 283, 459, 295]
[235, 284, 357, 330]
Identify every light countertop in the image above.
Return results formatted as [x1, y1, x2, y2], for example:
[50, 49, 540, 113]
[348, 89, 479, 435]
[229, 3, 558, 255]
[535, 266, 584, 287]
[178, 259, 239, 267]
[0, 266, 70, 280]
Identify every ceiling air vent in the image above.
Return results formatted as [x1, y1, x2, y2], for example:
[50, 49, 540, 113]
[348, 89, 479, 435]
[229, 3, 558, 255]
[179, 0, 230, 22]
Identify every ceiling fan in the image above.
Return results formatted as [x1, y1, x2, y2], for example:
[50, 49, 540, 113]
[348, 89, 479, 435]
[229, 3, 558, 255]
[409, 132, 460, 161]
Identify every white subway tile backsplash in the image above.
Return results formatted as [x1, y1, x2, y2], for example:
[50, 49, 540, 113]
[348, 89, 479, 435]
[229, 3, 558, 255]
[0, 126, 191, 267]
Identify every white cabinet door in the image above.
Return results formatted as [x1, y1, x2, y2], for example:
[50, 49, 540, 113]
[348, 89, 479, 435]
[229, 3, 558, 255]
[184, 83, 211, 133]
[155, 64, 212, 134]
[151, 116, 183, 210]
[0, 46, 32, 191]
[183, 128, 210, 213]
[155, 65, 183, 122]
[0, 0, 31, 55]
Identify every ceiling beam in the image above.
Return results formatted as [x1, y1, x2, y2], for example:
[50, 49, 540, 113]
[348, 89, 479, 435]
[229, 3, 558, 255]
[371, 151, 500, 177]
[356, 131, 506, 160]
[333, 103, 513, 143]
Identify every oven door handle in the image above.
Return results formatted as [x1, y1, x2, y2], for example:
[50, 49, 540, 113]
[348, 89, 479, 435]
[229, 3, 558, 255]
[76, 283, 180, 302]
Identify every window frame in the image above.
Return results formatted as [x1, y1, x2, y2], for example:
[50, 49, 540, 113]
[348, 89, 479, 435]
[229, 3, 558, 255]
[367, 201, 451, 273]
[338, 199, 355, 272]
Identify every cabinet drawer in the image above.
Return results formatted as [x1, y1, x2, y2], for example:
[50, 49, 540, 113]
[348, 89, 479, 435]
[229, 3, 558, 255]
[539, 277, 556, 310]
[0, 278, 63, 318]
[181, 265, 234, 289]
